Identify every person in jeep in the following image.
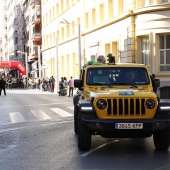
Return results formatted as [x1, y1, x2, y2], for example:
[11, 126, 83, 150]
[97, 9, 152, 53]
[97, 55, 105, 63]
[126, 70, 138, 84]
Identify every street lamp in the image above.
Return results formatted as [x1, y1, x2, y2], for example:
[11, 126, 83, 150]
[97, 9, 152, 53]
[38, 45, 41, 79]
[60, 18, 82, 74]
[56, 37, 59, 93]
[33, 45, 41, 79]
[17, 51, 28, 79]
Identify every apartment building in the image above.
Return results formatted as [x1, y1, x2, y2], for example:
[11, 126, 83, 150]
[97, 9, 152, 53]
[1, 0, 8, 61]
[41, 0, 170, 98]
[0, 0, 42, 78]
[0, 38, 2, 69]
[0, 0, 9, 77]
[8, 0, 16, 61]
[22, 0, 42, 78]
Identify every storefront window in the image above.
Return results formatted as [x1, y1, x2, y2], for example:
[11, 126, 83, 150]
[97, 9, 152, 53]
[159, 35, 170, 71]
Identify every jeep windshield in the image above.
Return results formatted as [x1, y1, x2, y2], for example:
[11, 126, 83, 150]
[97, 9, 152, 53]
[86, 67, 150, 86]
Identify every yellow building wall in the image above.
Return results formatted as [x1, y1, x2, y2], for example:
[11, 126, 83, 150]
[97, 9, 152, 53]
[41, 0, 170, 91]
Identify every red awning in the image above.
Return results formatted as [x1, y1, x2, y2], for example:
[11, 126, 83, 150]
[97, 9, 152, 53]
[0, 61, 26, 76]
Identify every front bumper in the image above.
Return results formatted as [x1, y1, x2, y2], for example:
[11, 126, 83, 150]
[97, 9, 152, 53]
[81, 117, 170, 138]
[78, 100, 170, 137]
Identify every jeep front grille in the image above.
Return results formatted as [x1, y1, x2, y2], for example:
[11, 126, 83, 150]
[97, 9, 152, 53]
[107, 98, 146, 116]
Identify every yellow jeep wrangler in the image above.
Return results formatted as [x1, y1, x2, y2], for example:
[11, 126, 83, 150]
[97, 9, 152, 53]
[73, 57, 170, 151]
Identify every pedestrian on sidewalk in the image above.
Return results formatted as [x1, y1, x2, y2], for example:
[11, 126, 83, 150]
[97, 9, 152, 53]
[51, 76, 55, 93]
[8, 77, 12, 90]
[68, 76, 74, 97]
[0, 77, 6, 96]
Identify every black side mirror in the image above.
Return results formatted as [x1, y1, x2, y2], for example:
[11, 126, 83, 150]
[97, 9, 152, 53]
[152, 79, 160, 88]
[74, 79, 83, 90]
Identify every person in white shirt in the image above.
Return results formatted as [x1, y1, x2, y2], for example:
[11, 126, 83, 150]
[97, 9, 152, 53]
[68, 76, 74, 97]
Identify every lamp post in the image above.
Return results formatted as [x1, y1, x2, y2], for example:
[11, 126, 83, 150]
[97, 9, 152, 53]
[33, 45, 41, 79]
[17, 51, 28, 79]
[60, 18, 82, 74]
[56, 37, 59, 92]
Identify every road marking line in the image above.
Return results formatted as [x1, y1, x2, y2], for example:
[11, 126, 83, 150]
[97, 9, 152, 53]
[31, 110, 51, 120]
[9, 112, 26, 123]
[0, 102, 72, 109]
[81, 140, 119, 157]
[154, 164, 170, 170]
[0, 120, 73, 133]
[50, 108, 73, 117]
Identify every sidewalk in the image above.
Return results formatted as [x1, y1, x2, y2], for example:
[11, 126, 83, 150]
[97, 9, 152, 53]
[6, 88, 77, 96]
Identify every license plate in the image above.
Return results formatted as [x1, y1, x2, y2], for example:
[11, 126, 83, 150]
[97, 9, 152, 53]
[115, 123, 143, 129]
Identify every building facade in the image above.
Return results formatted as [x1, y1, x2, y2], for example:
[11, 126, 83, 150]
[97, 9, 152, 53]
[22, 0, 42, 78]
[41, 0, 170, 98]
[1, 0, 8, 61]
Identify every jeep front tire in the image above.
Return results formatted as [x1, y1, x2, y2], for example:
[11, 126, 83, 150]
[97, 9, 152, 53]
[78, 115, 91, 150]
[153, 127, 170, 150]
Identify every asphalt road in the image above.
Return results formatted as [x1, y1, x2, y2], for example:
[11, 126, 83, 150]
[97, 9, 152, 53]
[0, 89, 169, 170]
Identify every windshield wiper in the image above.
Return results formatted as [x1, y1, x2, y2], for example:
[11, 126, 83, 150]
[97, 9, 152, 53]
[109, 82, 131, 85]
[130, 85, 138, 88]
[95, 82, 107, 85]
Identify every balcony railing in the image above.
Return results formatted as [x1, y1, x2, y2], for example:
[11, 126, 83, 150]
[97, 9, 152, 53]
[30, 0, 40, 5]
[32, 33, 41, 42]
[31, 15, 41, 24]
[32, 33, 41, 39]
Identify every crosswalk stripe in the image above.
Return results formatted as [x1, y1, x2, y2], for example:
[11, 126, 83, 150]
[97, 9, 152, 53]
[1, 107, 74, 126]
[50, 108, 73, 117]
[9, 112, 26, 123]
[31, 110, 51, 120]
[67, 106, 74, 110]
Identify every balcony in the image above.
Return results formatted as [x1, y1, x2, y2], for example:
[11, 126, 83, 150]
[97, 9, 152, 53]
[32, 33, 41, 42]
[29, 54, 38, 61]
[30, 0, 40, 5]
[14, 25, 18, 32]
[32, 15, 41, 25]
[28, 57, 35, 62]
[14, 44, 18, 51]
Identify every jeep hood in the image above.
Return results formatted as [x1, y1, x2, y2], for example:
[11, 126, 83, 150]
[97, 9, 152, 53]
[84, 87, 157, 99]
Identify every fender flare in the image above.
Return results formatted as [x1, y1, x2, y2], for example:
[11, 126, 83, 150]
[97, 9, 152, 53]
[73, 94, 79, 105]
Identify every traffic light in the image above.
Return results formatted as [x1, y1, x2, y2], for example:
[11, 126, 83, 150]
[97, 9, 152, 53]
[107, 53, 115, 64]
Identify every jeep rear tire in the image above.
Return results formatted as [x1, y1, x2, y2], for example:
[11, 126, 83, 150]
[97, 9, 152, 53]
[78, 115, 91, 150]
[153, 127, 170, 150]
[74, 105, 78, 134]
[73, 94, 79, 134]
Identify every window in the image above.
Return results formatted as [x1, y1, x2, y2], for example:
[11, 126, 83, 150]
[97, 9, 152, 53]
[142, 0, 147, 6]
[92, 8, 96, 26]
[99, 4, 104, 23]
[160, 87, 170, 99]
[159, 35, 170, 71]
[85, 12, 89, 29]
[162, 0, 169, 3]
[141, 37, 150, 68]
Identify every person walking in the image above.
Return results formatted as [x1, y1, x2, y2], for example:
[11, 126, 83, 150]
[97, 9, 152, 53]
[51, 76, 55, 93]
[8, 77, 12, 90]
[0, 77, 7, 96]
[68, 76, 74, 97]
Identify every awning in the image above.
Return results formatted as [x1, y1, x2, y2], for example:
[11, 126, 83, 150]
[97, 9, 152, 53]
[0, 61, 26, 76]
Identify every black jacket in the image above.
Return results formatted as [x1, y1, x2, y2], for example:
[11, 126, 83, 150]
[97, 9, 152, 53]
[0, 79, 6, 88]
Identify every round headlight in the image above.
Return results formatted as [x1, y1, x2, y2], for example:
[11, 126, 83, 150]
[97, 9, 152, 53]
[145, 99, 155, 109]
[97, 99, 107, 110]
